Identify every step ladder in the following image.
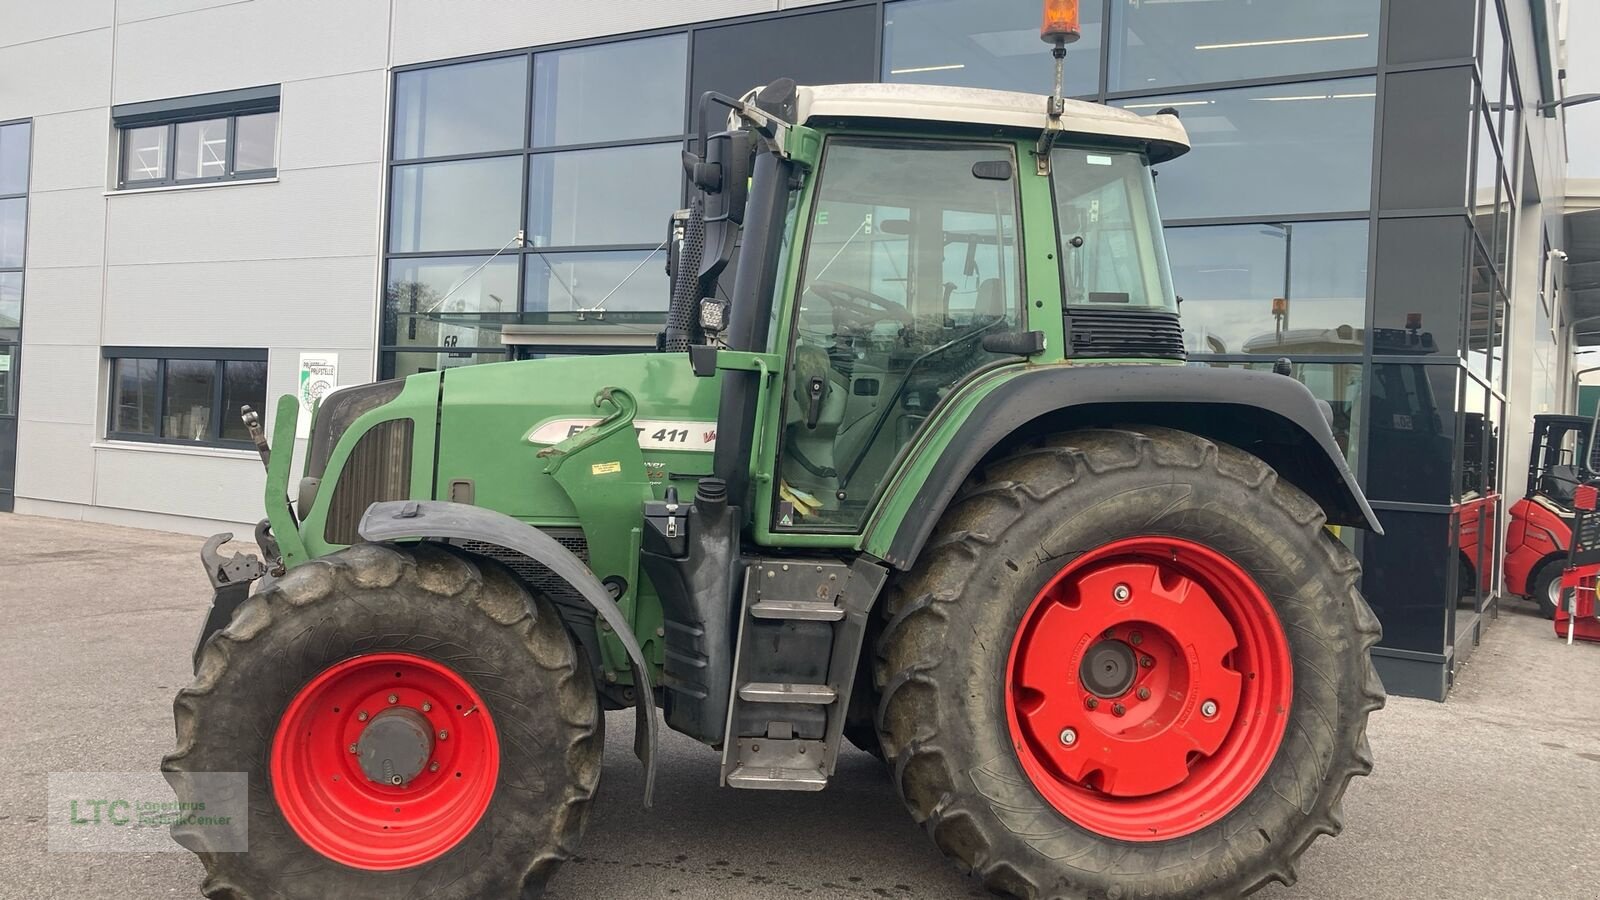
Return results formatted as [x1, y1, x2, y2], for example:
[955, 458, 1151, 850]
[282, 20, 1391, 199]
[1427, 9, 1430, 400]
[720, 556, 887, 791]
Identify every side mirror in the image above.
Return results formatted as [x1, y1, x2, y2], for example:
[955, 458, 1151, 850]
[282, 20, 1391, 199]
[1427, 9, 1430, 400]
[685, 129, 752, 226]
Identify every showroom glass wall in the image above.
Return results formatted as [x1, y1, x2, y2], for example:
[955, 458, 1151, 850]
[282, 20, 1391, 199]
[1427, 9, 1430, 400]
[0, 118, 29, 513]
[379, 0, 1526, 696]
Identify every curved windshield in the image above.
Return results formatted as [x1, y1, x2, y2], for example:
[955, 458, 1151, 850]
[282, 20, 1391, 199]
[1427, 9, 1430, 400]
[1050, 148, 1176, 311]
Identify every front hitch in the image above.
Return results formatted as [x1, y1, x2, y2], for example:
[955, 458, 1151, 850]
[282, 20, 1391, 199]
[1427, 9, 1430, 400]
[194, 532, 268, 672]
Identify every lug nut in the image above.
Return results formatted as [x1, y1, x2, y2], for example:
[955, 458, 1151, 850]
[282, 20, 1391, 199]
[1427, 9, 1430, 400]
[1059, 728, 1077, 746]
[430, 762, 439, 773]
[421, 702, 432, 712]
[1085, 697, 1099, 710]
[357, 711, 369, 722]
[1129, 632, 1143, 646]
[390, 775, 404, 786]
[348, 743, 359, 755]
[1140, 656, 1155, 668]
[1201, 699, 1219, 719]
[388, 694, 399, 705]
[1112, 583, 1131, 603]
[1136, 687, 1151, 701]
[1112, 703, 1126, 717]
[438, 730, 449, 740]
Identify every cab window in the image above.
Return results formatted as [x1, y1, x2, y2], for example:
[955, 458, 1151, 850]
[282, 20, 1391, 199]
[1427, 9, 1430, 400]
[775, 138, 1021, 530]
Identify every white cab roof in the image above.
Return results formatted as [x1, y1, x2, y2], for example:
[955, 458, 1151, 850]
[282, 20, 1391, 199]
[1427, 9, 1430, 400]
[792, 83, 1190, 162]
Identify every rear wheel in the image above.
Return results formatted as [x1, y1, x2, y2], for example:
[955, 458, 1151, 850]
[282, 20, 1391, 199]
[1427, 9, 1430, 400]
[1531, 560, 1563, 619]
[164, 543, 602, 899]
[875, 427, 1384, 898]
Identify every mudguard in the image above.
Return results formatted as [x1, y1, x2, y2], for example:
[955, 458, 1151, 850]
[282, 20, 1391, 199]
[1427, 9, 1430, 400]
[358, 499, 659, 807]
[870, 364, 1382, 570]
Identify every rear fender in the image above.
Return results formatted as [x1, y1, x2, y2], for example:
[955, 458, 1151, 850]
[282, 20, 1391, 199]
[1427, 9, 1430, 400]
[864, 364, 1381, 570]
[358, 499, 659, 807]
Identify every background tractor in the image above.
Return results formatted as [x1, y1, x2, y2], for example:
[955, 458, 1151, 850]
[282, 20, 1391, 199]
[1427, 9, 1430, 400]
[167, 5, 1385, 897]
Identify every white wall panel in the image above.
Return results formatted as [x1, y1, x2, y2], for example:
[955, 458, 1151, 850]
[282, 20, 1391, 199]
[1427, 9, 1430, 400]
[390, 0, 777, 66]
[93, 445, 265, 524]
[105, 164, 381, 265]
[26, 109, 112, 193]
[112, 0, 389, 103]
[279, 70, 388, 171]
[103, 256, 378, 347]
[0, 0, 113, 49]
[22, 187, 107, 269]
[0, 29, 112, 120]
[17, 266, 102, 346]
[14, 421, 97, 504]
[117, 0, 253, 24]
[14, 344, 101, 425]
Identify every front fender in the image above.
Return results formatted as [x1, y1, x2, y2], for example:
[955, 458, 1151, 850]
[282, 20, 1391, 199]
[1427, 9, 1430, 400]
[864, 364, 1381, 570]
[358, 499, 658, 807]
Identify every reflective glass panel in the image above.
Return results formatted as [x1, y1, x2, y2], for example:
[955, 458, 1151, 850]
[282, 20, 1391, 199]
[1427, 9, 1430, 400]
[175, 118, 229, 181]
[1481, 1, 1506, 124]
[234, 112, 279, 172]
[123, 125, 168, 183]
[0, 344, 15, 416]
[1111, 0, 1379, 91]
[1468, 239, 1492, 380]
[524, 250, 670, 314]
[0, 272, 20, 341]
[1167, 220, 1367, 356]
[382, 349, 506, 380]
[393, 56, 528, 160]
[164, 359, 216, 442]
[1120, 78, 1376, 220]
[220, 360, 267, 442]
[1362, 510, 1452, 654]
[111, 358, 158, 435]
[384, 256, 519, 348]
[1367, 363, 1459, 505]
[0, 122, 29, 195]
[0, 198, 23, 268]
[527, 143, 682, 248]
[389, 157, 522, 253]
[883, 0, 1101, 95]
[1372, 215, 1468, 358]
[532, 35, 687, 146]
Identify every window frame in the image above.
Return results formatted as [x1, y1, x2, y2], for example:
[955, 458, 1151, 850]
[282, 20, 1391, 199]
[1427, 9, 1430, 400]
[114, 88, 281, 190]
[103, 347, 269, 449]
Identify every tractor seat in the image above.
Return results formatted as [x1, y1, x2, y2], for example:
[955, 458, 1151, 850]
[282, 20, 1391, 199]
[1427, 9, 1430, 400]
[1532, 493, 1576, 521]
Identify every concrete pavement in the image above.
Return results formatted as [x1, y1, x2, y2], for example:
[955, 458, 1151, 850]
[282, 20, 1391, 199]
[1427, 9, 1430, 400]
[1, 513, 1597, 899]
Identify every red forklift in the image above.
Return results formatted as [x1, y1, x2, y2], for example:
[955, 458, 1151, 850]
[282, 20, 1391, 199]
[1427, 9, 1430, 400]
[1554, 477, 1600, 643]
[1505, 414, 1596, 618]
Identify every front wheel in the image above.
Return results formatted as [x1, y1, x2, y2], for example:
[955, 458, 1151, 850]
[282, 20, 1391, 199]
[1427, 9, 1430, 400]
[1531, 560, 1564, 619]
[875, 427, 1384, 898]
[164, 543, 602, 899]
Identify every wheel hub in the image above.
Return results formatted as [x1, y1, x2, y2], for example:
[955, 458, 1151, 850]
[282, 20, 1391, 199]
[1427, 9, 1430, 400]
[1078, 639, 1137, 698]
[270, 652, 500, 870]
[356, 708, 435, 786]
[1005, 537, 1293, 841]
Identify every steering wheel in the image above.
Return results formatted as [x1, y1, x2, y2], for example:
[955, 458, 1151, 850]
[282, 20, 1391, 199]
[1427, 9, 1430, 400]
[807, 279, 913, 329]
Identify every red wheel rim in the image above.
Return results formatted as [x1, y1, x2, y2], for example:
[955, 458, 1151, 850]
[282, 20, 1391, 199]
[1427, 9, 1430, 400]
[1004, 537, 1292, 841]
[270, 653, 499, 870]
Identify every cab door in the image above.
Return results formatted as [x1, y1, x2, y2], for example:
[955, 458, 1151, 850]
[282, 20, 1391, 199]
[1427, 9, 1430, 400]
[764, 137, 1024, 532]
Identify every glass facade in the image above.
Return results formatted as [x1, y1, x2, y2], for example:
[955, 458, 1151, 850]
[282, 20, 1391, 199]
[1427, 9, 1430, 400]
[0, 119, 25, 512]
[374, 0, 1544, 697]
[381, 33, 689, 377]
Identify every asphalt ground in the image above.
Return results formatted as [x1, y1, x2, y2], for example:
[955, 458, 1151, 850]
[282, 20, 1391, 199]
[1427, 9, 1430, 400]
[2, 513, 1598, 899]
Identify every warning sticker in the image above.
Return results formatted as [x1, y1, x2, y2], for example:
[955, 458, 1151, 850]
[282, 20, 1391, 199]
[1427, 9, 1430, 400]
[590, 461, 622, 475]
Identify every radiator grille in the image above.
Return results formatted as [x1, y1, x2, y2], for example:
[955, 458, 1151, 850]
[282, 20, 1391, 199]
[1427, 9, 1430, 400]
[324, 419, 414, 545]
[458, 531, 596, 629]
[1064, 307, 1186, 360]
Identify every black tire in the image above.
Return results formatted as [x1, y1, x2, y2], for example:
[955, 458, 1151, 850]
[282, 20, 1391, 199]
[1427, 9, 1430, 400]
[163, 542, 602, 900]
[1530, 560, 1563, 619]
[874, 427, 1385, 899]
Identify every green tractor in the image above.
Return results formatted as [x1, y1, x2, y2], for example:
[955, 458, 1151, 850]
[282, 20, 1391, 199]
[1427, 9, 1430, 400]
[167, 13, 1385, 898]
